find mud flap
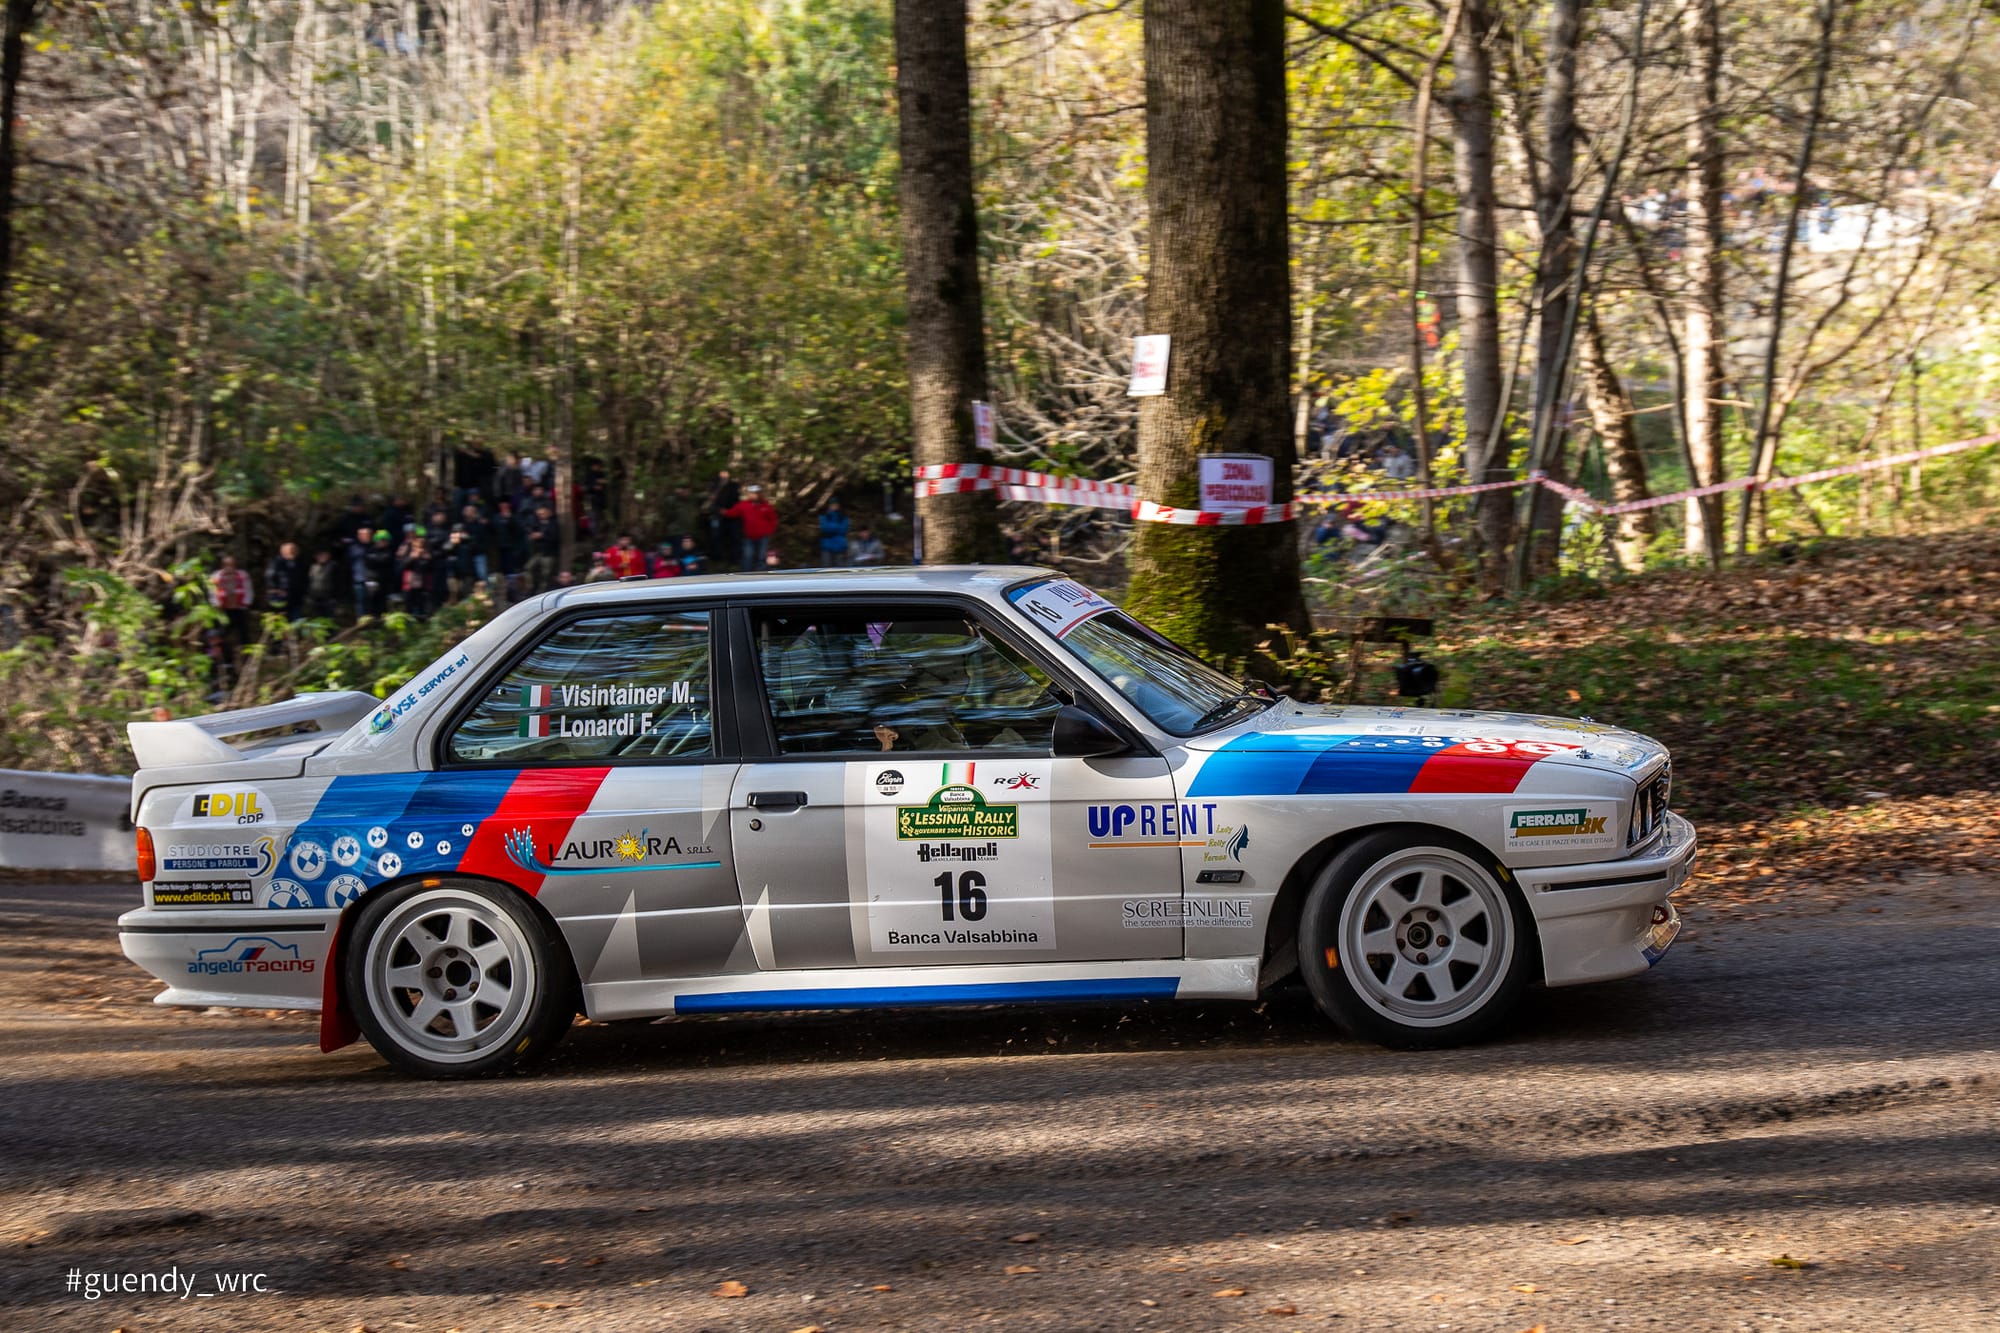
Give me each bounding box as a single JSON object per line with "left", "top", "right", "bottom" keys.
{"left": 318, "top": 912, "right": 360, "bottom": 1053}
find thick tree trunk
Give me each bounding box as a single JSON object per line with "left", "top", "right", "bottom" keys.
{"left": 1447, "top": 0, "right": 1508, "bottom": 593}
{"left": 1125, "top": 0, "right": 1302, "bottom": 655}
{"left": 1579, "top": 305, "right": 1655, "bottom": 571}
{"left": 895, "top": 0, "right": 1003, "bottom": 565}
{"left": 1681, "top": 0, "right": 1726, "bottom": 565}
{"left": 0, "top": 0, "right": 38, "bottom": 389}
{"left": 1523, "top": 0, "right": 1580, "bottom": 581}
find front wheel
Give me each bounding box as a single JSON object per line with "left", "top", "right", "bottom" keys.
{"left": 345, "top": 879, "right": 576, "bottom": 1077}
{"left": 1297, "top": 830, "right": 1532, "bottom": 1048}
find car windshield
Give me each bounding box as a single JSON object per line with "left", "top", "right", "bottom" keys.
{"left": 1005, "top": 577, "right": 1269, "bottom": 735}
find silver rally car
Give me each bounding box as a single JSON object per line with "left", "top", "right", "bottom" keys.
{"left": 121, "top": 568, "right": 1694, "bottom": 1076}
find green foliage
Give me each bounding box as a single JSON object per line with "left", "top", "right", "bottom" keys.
{"left": 0, "top": 563, "right": 492, "bottom": 775}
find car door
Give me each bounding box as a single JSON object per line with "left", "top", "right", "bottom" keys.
{"left": 436, "top": 604, "right": 752, "bottom": 995}
{"left": 726, "top": 597, "right": 1184, "bottom": 970}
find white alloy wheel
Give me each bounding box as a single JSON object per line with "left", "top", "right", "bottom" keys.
{"left": 1336, "top": 846, "right": 1515, "bottom": 1028}
{"left": 350, "top": 882, "right": 572, "bottom": 1075}
{"left": 1297, "top": 830, "right": 1534, "bottom": 1048}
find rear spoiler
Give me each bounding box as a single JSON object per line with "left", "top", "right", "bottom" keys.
{"left": 127, "top": 691, "right": 381, "bottom": 771}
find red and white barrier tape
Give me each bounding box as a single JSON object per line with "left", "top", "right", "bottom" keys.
{"left": 1762, "top": 431, "right": 1999, "bottom": 489}
{"left": 1527, "top": 470, "right": 1757, "bottom": 516}
{"left": 997, "top": 483, "right": 1130, "bottom": 509}
{"left": 1131, "top": 500, "right": 1298, "bottom": 526}
{"left": 914, "top": 430, "right": 1994, "bottom": 525}
{"left": 914, "top": 462, "right": 1136, "bottom": 499}
{"left": 1297, "top": 477, "right": 1532, "bottom": 505}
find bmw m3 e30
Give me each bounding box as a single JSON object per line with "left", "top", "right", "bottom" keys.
{"left": 120, "top": 568, "right": 1695, "bottom": 1077}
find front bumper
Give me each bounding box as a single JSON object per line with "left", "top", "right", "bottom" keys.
{"left": 1512, "top": 812, "right": 1696, "bottom": 987}
{"left": 119, "top": 906, "right": 333, "bottom": 1010}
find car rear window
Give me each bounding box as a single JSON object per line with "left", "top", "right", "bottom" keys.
{"left": 447, "top": 611, "right": 713, "bottom": 764}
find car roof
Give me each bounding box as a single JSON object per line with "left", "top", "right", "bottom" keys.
{"left": 543, "top": 564, "right": 1059, "bottom": 610}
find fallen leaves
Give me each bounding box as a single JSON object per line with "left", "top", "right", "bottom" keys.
{"left": 1008, "top": 1232, "right": 1041, "bottom": 1243}
{"left": 1003, "top": 1264, "right": 1039, "bottom": 1276}
{"left": 1263, "top": 1302, "right": 1298, "bottom": 1315}
{"left": 1769, "top": 1254, "right": 1814, "bottom": 1270}
{"left": 1511, "top": 1282, "right": 1541, "bottom": 1293}
{"left": 1427, "top": 527, "right": 2000, "bottom": 859}
{"left": 713, "top": 1279, "right": 749, "bottom": 1298}
{"left": 1212, "top": 1287, "right": 1248, "bottom": 1298}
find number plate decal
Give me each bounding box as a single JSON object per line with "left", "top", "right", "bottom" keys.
{"left": 857, "top": 760, "right": 1057, "bottom": 953}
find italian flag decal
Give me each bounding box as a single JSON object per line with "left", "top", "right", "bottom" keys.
{"left": 519, "top": 683, "right": 554, "bottom": 737}
{"left": 941, "top": 761, "right": 976, "bottom": 785}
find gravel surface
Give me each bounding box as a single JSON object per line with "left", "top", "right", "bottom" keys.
{"left": 0, "top": 874, "right": 1993, "bottom": 1331}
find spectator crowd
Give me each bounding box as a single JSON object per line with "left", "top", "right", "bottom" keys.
{"left": 209, "top": 448, "right": 891, "bottom": 673}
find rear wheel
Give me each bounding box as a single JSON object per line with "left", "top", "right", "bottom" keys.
{"left": 1297, "top": 830, "right": 1531, "bottom": 1048}
{"left": 346, "top": 879, "right": 575, "bottom": 1077}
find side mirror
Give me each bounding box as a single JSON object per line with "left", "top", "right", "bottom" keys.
{"left": 1051, "top": 702, "right": 1129, "bottom": 758}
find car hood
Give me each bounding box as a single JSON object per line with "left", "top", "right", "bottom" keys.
{"left": 1185, "top": 703, "right": 1667, "bottom": 777}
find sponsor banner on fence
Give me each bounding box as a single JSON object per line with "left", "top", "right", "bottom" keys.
{"left": 0, "top": 770, "right": 136, "bottom": 872}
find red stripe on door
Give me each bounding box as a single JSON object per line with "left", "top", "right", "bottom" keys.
{"left": 454, "top": 767, "right": 612, "bottom": 894}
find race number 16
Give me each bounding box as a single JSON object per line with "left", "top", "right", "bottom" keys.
{"left": 935, "top": 870, "right": 988, "bottom": 922}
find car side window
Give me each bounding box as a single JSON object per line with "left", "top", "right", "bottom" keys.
{"left": 447, "top": 610, "right": 713, "bottom": 764}
{"left": 751, "top": 606, "right": 1061, "bottom": 755}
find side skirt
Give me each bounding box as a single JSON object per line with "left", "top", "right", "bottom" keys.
{"left": 583, "top": 956, "right": 1261, "bottom": 1021}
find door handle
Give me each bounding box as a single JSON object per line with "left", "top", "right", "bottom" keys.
{"left": 746, "top": 790, "right": 809, "bottom": 811}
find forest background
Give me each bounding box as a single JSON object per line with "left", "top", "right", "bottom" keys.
{"left": 1, "top": 0, "right": 1996, "bottom": 778}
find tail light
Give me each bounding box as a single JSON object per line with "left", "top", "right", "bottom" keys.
{"left": 136, "top": 827, "right": 156, "bottom": 883}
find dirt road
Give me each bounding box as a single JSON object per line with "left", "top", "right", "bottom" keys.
{"left": 0, "top": 874, "right": 1993, "bottom": 1331}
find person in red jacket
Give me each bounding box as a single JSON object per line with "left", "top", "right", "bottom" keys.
{"left": 722, "top": 484, "right": 779, "bottom": 571}
{"left": 603, "top": 533, "right": 649, "bottom": 578}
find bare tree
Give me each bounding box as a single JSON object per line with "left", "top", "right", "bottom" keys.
{"left": 1734, "top": 0, "right": 1839, "bottom": 554}
{"left": 0, "top": 0, "right": 38, "bottom": 386}
{"left": 1680, "top": 0, "right": 1726, "bottom": 566}
{"left": 1445, "top": 0, "right": 1507, "bottom": 590}
{"left": 1521, "top": 0, "right": 1581, "bottom": 582}
{"left": 1578, "top": 302, "right": 1654, "bottom": 569}
{"left": 896, "top": 0, "right": 1005, "bottom": 564}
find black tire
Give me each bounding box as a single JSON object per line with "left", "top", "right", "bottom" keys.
{"left": 1296, "top": 829, "right": 1533, "bottom": 1049}
{"left": 344, "top": 877, "right": 576, "bottom": 1077}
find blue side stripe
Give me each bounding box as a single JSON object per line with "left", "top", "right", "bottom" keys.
{"left": 1188, "top": 731, "right": 1476, "bottom": 797}
{"left": 1298, "top": 745, "right": 1434, "bottom": 794}
{"left": 304, "top": 771, "right": 430, "bottom": 822}
{"left": 283, "top": 771, "right": 524, "bottom": 908}
{"left": 403, "top": 768, "right": 521, "bottom": 822}
{"left": 673, "top": 976, "right": 1180, "bottom": 1014}
{"left": 1186, "top": 733, "right": 1362, "bottom": 797}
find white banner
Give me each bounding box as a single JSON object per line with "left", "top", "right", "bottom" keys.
{"left": 1128, "top": 335, "right": 1171, "bottom": 397}
{"left": 1198, "top": 454, "right": 1275, "bottom": 510}
{"left": 0, "top": 770, "right": 136, "bottom": 872}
